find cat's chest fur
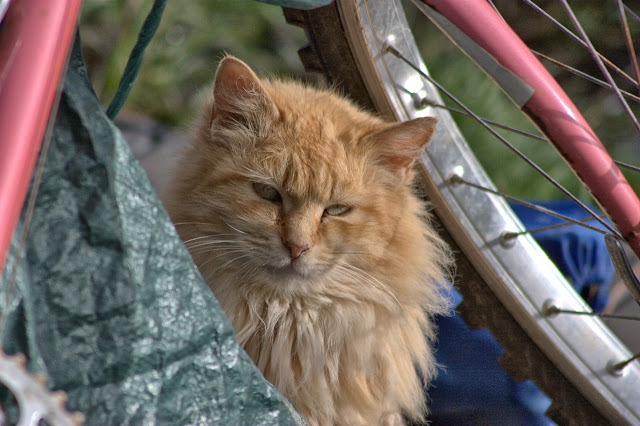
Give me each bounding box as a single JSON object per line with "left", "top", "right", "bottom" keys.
{"left": 220, "top": 282, "right": 408, "bottom": 425}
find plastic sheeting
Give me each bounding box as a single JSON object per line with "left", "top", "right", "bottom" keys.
{"left": 0, "top": 38, "right": 304, "bottom": 425}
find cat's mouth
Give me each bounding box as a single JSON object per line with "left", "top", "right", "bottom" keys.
{"left": 264, "top": 262, "right": 311, "bottom": 281}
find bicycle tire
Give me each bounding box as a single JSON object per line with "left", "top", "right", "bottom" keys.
{"left": 283, "top": 1, "right": 638, "bottom": 424}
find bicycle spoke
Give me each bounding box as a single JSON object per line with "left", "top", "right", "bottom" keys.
{"left": 502, "top": 215, "right": 608, "bottom": 239}
{"left": 408, "top": 54, "right": 640, "bottom": 177}
{"left": 546, "top": 305, "right": 640, "bottom": 322}
{"left": 521, "top": 0, "right": 639, "bottom": 89}
{"left": 615, "top": 0, "right": 640, "bottom": 96}
{"left": 623, "top": 3, "right": 640, "bottom": 25}
{"left": 559, "top": 0, "right": 640, "bottom": 137}
{"left": 533, "top": 50, "right": 640, "bottom": 104}
{"left": 448, "top": 174, "right": 610, "bottom": 236}
{"left": 403, "top": 91, "right": 547, "bottom": 141}
{"left": 384, "top": 43, "right": 620, "bottom": 237}
{"left": 610, "top": 352, "right": 640, "bottom": 373}
{"left": 615, "top": 160, "right": 640, "bottom": 174}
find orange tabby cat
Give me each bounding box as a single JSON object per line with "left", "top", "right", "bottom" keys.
{"left": 165, "top": 56, "right": 452, "bottom": 425}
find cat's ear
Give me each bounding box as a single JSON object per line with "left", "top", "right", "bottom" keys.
{"left": 210, "top": 56, "right": 278, "bottom": 128}
{"left": 367, "top": 117, "right": 437, "bottom": 187}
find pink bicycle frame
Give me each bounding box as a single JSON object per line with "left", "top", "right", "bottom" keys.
{"left": 423, "top": 0, "right": 640, "bottom": 259}
{"left": 0, "top": 0, "right": 82, "bottom": 269}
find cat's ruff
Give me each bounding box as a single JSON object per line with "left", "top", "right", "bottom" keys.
{"left": 165, "top": 56, "right": 453, "bottom": 425}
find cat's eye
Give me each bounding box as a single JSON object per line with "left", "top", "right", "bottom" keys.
{"left": 253, "top": 182, "right": 282, "bottom": 203}
{"left": 324, "top": 204, "right": 351, "bottom": 216}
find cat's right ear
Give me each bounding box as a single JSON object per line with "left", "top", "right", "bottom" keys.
{"left": 210, "top": 56, "right": 279, "bottom": 129}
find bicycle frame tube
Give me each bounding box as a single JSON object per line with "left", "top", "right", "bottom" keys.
{"left": 422, "top": 0, "right": 640, "bottom": 259}
{"left": 0, "top": 0, "right": 82, "bottom": 269}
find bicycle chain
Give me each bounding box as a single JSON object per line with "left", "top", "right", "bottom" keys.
{"left": 0, "top": 348, "right": 84, "bottom": 425}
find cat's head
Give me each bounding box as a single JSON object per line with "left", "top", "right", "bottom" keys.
{"left": 170, "top": 56, "right": 439, "bottom": 295}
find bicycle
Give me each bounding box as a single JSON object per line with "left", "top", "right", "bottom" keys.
{"left": 284, "top": 0, "right": 640, "bottom": 423}
{"left": 2, "top": 0, "right": 640, "bottom": 424}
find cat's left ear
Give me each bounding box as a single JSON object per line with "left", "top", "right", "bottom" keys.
{"left": 367, "top": 117, "right": 437, "bottom": 187}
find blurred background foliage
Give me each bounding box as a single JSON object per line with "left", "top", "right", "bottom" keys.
{"left": 80, "top": 0, "right": 312, "bottom": 125}
{"left": 80, "top": 0, "right": 639, "bottom": 200}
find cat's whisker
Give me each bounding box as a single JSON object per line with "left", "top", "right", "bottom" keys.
{"left": 210, "top": 254, "right": 253, "bottom": 276}
{"left": 224, "top": 221, "right": 249, "bottom": 235}
{"left": 190, "top": 242, "right": 246, "bottom": 253}
{"left": 235, "top": 261, "right": 263, "bottom": 280}
{"left": 336, "top": 263, "right": 404, "bottom": 312}
{"left": 199, "top": 249, "right": 249, "bottom": 270}
{"left": 238, "top": 255, "right": 267, "bottom": 274}
{"left": 187, "top": 243, "right": 244, "bottom": 252}
{"left": 182, "top": 233, "right": 242, "bottom": 245}
{"left": 185, "top": 239, "right": 242, "bottom": 250}
{"left": 182, "top": 235, "right": 212, "bottom": 245}
{"left": 184, "top": 237, "right": 233, "bottom": 247}
{"left": 173, "top": 221, "right": 219, "bottom": 227}
{"left": 187, "top": 247, "right": 244, "bottom": 256}
{"left": 188, "top": 246, "right": 246, "bottom": 257}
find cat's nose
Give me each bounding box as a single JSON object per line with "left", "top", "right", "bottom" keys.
{"left": 284, "top": 240, "right": 310, "bottom": 261}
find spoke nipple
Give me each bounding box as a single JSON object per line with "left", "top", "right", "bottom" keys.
{"left": 448, "top": 173, "right": 464, "bottom": 186}
{"left": 499, "top": 231, "right": 518, "bottom": 247}
{"left": 448, "top": 166, "right": 465, "bottom": 186}
{"left": 607, "top": 359, "right": 628, "bottom": 377}
{"left": 412, "top": 92, "right": 434, "bottom": 110}
{"left": 542, "top": 299, "right": 560, "bottom": 317}
{"left": 382, "top": 36, "right": 402, "bottom": 57}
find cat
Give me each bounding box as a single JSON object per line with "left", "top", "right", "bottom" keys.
{"left": 164, "top": 56, "right": 453, "bottom": 425}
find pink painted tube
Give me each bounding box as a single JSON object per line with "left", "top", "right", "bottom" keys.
{"left": 0, "top": 0, "right": 82, "bottom": 269}
{"left": 423, "top": 0, "right": 640, "bottom": 259}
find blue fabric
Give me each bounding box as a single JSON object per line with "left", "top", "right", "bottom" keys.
{"left": 510, "top": 200, "right": 613, "bottom": 311}
{"left": 430, "top": 200, "right": 614, "bottom": 424}
{"left": 429, "top": 289, "right": 553, "bottom": 425}
{"left": 254, "top": 0, "right": 333, "bottom": 10}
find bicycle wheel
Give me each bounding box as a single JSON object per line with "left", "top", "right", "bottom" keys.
{"left": 284, "top": 1, "right": 640, "bottom": 423}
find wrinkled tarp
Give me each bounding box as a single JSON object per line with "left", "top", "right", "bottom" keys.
{"left": 0, "top": 38, "right": 303, "bottom": 425}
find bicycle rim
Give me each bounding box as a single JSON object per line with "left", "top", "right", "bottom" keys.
{"left": 284, "top": 0, "right": 640, "bottom": 423}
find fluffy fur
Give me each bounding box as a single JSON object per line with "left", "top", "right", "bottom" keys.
{"left": 165, "top": 56, "right": 453, "bottom": 425}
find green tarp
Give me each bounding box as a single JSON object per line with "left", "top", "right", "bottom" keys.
{"left": 0, "top": 38, "right": 303, "bottom": 425}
